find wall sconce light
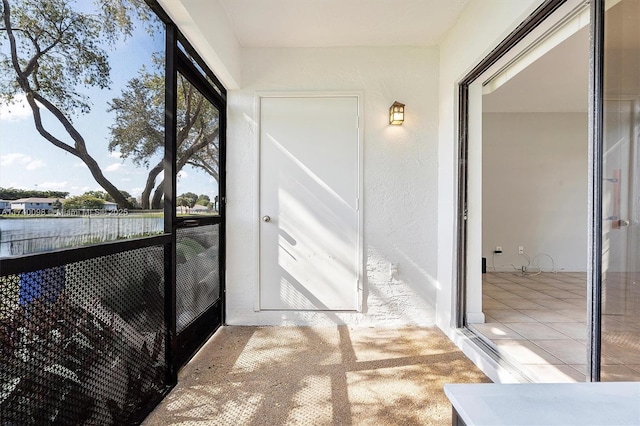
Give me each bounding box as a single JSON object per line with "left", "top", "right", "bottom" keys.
{"left": 389, "top": 101, "right": 405, "bottom": 125}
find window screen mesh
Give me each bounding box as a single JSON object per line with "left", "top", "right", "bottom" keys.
{"left": 176, "top": 225, "right": 220, "bottom": 333}
{"left": 0, "top": 245, "right": 166, "bottom": 424}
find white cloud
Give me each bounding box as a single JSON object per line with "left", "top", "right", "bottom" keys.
{"left": 73, "top": 161, "right": 86, "bottom": 168}
{"left": 1, "top": 152, "right": 32, "bottom": 166}
{"left": 1, "top": 153, "right": 45, "bottom": 170}
{"left": 121, "top": 178, "right": 132, "bottom": 182}
{"left": 0, "top": 94, "right": 33, "bottom": 121}
{"left": 68, "top": 185, "right": 94, "bottom": 196}
{"left": 109, "top": 151, "right": 123, "bottom": 159}
{"left": 130, "top": 187, "right": 144, "bottom": 197}
{"left": 26, "top": 160, "right": 45, "bottom": 170}
{"left": 105, "top": 163, "right": 122, "bottom": 172}
{"left": 177, "top": 170, "right": 188, "bottom": 180}
{"left": 39, "top": 181, "right": 69, "bottom": 190}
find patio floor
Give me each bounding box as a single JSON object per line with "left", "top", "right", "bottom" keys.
{"left": 142, "top": 326, "right": 490, "bottom": 425}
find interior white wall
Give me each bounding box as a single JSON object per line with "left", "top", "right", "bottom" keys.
{"left": 483, "top": 112, "right": 588, "bottom": 273}
{"left": 226, "top": 46, "right": 440, "bottom": 325}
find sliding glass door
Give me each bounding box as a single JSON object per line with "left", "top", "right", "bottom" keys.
{"left": 457, "top": 0, "right": 640, "bottom": 382}
{"left": 600, "top": 0, "right": 640, "bottom": 380}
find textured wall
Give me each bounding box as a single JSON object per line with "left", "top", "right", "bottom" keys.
{"left": 226, "top": 46, "right": 440, "bottom": 325}
{"left": 157, "top": 0, "right": 242, "bottom": 89}
{"left": 436, "top": 0, "right": 543, "bottom": 330}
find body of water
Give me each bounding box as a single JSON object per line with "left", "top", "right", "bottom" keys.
{"left": 0, "top": 216, "right": 164, "bottom": 257}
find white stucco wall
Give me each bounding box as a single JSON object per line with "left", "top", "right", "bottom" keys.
{"left": 226, "top": 46, "right": 440, "bottom": 325}
{"left": 436, "top": 1, "right": 545, "bottom": 382}
{"left": 157, "top": 0, "right": 242, "bottom": 89}
{"left": 436, "top": 0, "right": 543, "bottom": 329}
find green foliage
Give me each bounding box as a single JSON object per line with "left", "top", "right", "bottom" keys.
{"left": 108, "top": 60, "right": 165, "bottom": 168}
{"left": 0, "top": 187, "right": 68, "bottom": 200}
{"left": 62, "top": 195, "right": 104, "bottom": 210}
{"left": 0, "top": 284, "right": 165, "bottom": 423}
{"left": 0, "top": 0, "right": 152, "bottom": 114}
{"left": 109, "top": 70, "right": 220, "bottom": 209}
{"left": 176, "top": 237, "right": 206, "bottom": 263}
{"left": 178, "top": 192, "right": 198, "bottom": 208}
{"left": 83, "top": 190, "right": 108, "bottom": 200}
{"left": 2, "top": 0, "right": 108, "bottom": 113}
{"left": 196, "top": 194, "right": 210, "bottom": 206}
{"left": 127, "top": 196, "right": 139, "bottom": 208}
{"left": 83, "top": 189, "right": 133, "bottom": 205}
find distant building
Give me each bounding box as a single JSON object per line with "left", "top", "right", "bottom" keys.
{"left": 190, "top": 204, "right": 210, "bottom": 212}
{"left": 0, "top": 200, "right": 11, "bottom": 213}
{"left": 11, "top": 198, "right": 57, "bottom": 214}
{"left": 103, "top": 202, "right": 118, "bottom": 212}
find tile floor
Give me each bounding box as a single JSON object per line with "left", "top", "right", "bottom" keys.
{"left": 469, "top": 272, "right": 640, "bottom": 383}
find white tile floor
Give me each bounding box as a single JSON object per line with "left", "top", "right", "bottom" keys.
{"left": 470, "top": 272, "right": 640, "bottom": 383}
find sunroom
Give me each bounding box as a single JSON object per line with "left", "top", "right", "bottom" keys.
{"left": 0, "top": 0, "right": 639, "bottom": 423}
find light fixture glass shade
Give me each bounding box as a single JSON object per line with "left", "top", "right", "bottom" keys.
{"left": 389, "top": 101, "right": 405, "bottom": 125}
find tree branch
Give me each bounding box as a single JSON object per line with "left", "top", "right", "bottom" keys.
{"left": 2, "top": 0, "right": 25, "bottom": 83}
{"left": 141, "top": 160, "right": 163, "bottom": 209}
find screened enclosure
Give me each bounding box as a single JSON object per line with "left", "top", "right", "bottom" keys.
{"left": 0, "top": 0, "right": 226, "bottom": 422}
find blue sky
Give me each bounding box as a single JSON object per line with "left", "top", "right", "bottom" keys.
{"left": 0, "top": 6, "right": 218, "bottom": 202}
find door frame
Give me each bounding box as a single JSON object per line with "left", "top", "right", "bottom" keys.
{"left": 454, "top": 0, "right": 605, "bottom": 381}
{"left": 255, "top": 91, "right": 365, "bottom": 312}
{"left": 167, "top": 29, "right": 227, "bottom": 370}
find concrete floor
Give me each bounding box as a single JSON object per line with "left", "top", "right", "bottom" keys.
{"left": 143, "top": 326, "right": 490, "bottom": 425}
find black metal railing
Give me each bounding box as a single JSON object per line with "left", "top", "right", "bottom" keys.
{"left": 0, "top": 237, "right": 171, "bottom": 424}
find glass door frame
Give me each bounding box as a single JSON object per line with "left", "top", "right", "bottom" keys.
{"left": 589, "top": 0, "right": 604, "bottom": 382}
{"left": 455, "top": 0, "right": 605, "bottom": 381}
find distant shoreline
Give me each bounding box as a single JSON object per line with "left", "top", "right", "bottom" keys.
{"left": 0, "top": 212, "right": 164, "bottom": 219}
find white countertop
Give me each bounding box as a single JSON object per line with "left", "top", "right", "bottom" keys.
{"left": 444, "top": 382, "right": 640, "bottom": 425}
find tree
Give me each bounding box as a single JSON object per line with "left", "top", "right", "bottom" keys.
{"left": 83, "top": 190, "right": 108, "bottom": 200}
{"left": 82, "top": 189, "right": 133, "bottom": 204}
{"left": 107, "top": 190, "right": 133, "bottom": 202}
{"left": 125, "top": 196, "right": 139, "bottom": 209}
{"left": 178, "top": 192, "right": 197, "bottom": 208}
{"left": 0, "top": 0, "right": 152, "bottom": 208}
{"left": 0, "top": 187, "right": 68, "bottom": 199}
{"left": 62, "top": 195, "right": 104, "bottom": 210}
{"left": 196, "top": 194, "right": 210, "bottom": 206}
{"left": 109, "top": 70, "right": 220, "bottom": 209}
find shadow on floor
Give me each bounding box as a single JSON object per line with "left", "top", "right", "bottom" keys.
{"left": 143, "top": 326, "right": 490, "bottom": 425}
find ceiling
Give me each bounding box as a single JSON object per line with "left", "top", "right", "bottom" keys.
{"left": 171, "top": 0, "right": 596, "bottom": 111}
{"left": 483, "top": 26, "right": 590, "bottom": 113}
{"left": 214, "top": 0, "right": 471, "bottom": 47}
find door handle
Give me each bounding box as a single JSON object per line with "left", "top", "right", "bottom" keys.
{"left": 606, "top": 216, "right": 630, "bottom": 227}
{"left": 262, "top": 215, "right": 271, "bottom": 223}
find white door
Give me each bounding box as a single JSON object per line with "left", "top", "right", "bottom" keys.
{"left": 259, "top": 96, "right": 361, "bottom": 311}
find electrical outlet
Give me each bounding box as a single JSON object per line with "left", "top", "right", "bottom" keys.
{"left": 518, "top": 246, "right": 524, "bottom": 254}
{"left": 495, "top": 246, "right": 502, "bottom": 255}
